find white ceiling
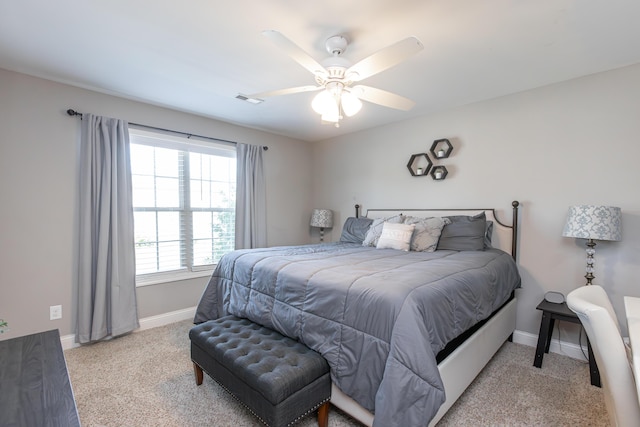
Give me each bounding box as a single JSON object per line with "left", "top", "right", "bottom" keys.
{"left": 2, "top": 1, "right": 640, "bottom": 142}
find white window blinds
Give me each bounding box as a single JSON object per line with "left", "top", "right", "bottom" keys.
{"left": 129, "top": 128, "right": 236, "bottom": 281}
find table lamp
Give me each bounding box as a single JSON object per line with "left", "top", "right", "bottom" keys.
{"left": 562, "top": 205, "right": 622, "bottom": 286}
{"left": 310, "top": 209, "right": 333, "bottom": 242}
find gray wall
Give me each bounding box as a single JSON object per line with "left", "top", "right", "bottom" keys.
{"left": 3, "top": 62, "right": 640, "bottom": 348}
{"left": 311, "top": 62, "right": 640, "bottom": 343}
{"left": 0, "top": 68, "right": 313, "bottom": 339}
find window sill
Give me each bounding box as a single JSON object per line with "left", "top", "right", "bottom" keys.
{"left": 135, "top": 269, "right": 214, "bottom": 287}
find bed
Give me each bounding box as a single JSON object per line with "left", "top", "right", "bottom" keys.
{"left": 194, "top": 201, "right": 521, "bottom": 426}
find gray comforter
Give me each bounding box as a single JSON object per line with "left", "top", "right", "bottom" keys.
{"left": 194, "top": 242, "right": 521, "bottom": 426}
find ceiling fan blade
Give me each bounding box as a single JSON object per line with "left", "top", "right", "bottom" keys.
{"left": 248, "top": 85, "right": 322, "bottom": 99}
{"left": 350, "top": 85, "right": 416, "bottom": 111}
{"left": 262, "top": 30, "right": 327, "bottom": 77}
{"left": 346, "top": 37, "right": 424, "bottom": 82}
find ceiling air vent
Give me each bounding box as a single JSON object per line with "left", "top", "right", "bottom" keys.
{"left": 236, "top": 94, "right": 263, "bottom": 104}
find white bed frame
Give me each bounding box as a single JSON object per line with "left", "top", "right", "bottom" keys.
{"left": 330, "top": 202, "right": 521, "bottom": 426}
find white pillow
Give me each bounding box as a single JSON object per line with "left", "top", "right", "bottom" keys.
{"left": 376, "top": 222, "right": 416, "bottom": 251}
{"left": 362, "top": 215, "right": 404, "bottom": 247}
{"left": 403, "top": 216, "right": 450, "bottom": 252}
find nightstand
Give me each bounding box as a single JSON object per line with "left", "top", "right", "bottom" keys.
{"left": 533, "top": 299, "right": 601, "bottom": 387}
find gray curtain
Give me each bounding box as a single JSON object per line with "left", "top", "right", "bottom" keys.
{"left": 235, "top": 143, "right": 267, "bottom": 249}
{"left": 77, "top": 114, "right": 139, "bottom": 344}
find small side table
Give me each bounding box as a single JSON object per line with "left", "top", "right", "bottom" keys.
{"left": 533, "top": 299, "right": 601, "bottom": 387}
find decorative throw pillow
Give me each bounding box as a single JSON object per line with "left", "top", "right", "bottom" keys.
{"left": 403, "top": 216, "right": 450, "bottom": 252}
{"left": 484, "top": 220, "right": 494, "bottom": 248}
{"left": 339, "top": 217, "right": 374, "bottom": 244}
{"left": 437, "top": 212, "right": 487, "bottom": 251}
{"left": 376, "top": 222, "right": 416, "bottom": 251}
{"left": 362, "top": 215, "right": 404, "bottom": 247}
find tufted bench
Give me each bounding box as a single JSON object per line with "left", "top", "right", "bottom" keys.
{"left": 189, "top": 316, "right": 331, "bottom": 427}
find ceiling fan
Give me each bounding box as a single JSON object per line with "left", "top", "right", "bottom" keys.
{"left": 245, "top": 30, "right": 424, "bottom": 127}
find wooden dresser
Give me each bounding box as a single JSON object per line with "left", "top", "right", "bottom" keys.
{"left": 0, "top": 329, "right": 81, "bottom": 426}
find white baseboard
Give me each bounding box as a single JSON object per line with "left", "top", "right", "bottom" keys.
{"left": 511, "top": 329, "right": 589, "bottom": 362}
{"left": 60, "top": 306, "right": 196, "bottom": 350}
{"left": 137, "top": 306, "right": 196, "bottom": 330}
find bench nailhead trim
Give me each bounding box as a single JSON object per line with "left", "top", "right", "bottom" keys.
{"left": 206, "top": 373, "right": 330, "bottom": 427}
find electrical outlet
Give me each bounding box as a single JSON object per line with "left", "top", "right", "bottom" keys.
{"left": 50, "top": 305, "right": 62, "bottom": 320}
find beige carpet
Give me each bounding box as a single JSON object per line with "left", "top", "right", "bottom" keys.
{"left": 64, "top": 320, "right": 609, "bottom": 426}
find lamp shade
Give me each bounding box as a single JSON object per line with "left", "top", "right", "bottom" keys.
{"left": 562, "top": 205, "right": 622, "bottom": 241}
{"left": 310, "top": 209, "right": 333, "bottom": 228}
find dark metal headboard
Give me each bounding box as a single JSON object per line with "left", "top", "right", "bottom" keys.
{"left": 355, "top": 201, "right": 520, "bottom": 260}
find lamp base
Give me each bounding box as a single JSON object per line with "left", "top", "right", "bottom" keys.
{"left": 584, "top": 239, "right": 596, "bottom": 286}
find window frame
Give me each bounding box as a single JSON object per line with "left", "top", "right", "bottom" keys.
{"left": 129, "top": 127, "right": 236, "bottom": 286}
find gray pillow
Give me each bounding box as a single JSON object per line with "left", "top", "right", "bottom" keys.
{"left": 403, "top": 216, "right": 450, "bottom": 252}
{"left": 362, "top": 215, "right": 404, "bottom": 247}
{"left": 437, "top": 212, "right": 487, "bottom": 251}
{"left": 339, "top": 217, "right": 374, "bottom": 244}
{"left": 484, "top": 220, "right": 493, "bottom": 248}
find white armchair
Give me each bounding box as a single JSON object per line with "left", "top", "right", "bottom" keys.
{"left": 566, "top": 285, "right": 640, "bottom": 426}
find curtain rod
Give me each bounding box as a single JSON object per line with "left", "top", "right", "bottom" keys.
{"left": 66, "top": 109, "right": 268, "bottom": 151}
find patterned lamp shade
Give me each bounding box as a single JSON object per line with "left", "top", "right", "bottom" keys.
{"left": 310, "top": 209, "right": 333, "bottom": 229}
{"left": 562, "top": 205, "right": 622, "bottom": 241}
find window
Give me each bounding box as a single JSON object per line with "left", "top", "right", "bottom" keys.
{"left": 129, "top": 128, "right": 236, "bottom": 284}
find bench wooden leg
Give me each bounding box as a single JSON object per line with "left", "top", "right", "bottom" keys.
{"left": 317, "top": 402, "right": 330, "bottom": 427}
{"left": 193, "top": 362, "right": 204, "bottom": 385}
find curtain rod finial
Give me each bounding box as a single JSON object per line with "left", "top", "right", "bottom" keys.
{"left": 67, "top": 109, "right": 81, "bottom": 117}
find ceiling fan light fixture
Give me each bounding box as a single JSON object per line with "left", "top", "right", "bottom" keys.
{"left": 313, "top": 81, "right": 357, "bottom": 125}
{"left": 321, "top": 109, "right": 340, "bottom": 123}
{"left": 320, "top": 95, "right": 340, "bottom": 121}
{"left": 341, "top": 91, "right": 362, "bottom": 117}
{"left": 311, "top": 90, "right": 335, "bottom": 115}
